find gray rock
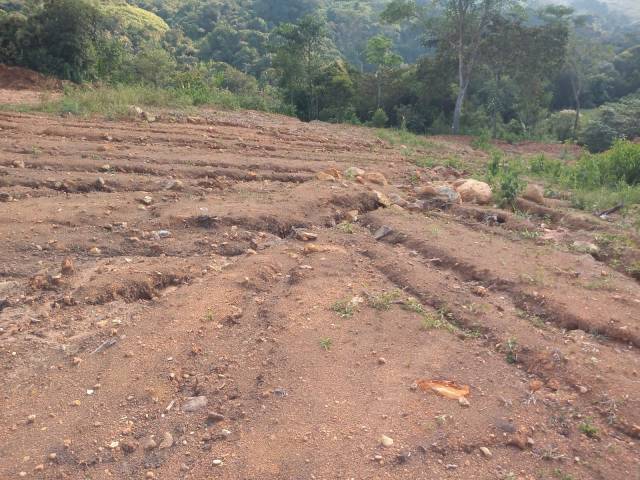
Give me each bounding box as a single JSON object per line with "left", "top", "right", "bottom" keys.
{"left": 374, "top": 225, "right": 393, "bottom": 241}
{"left": 182, "top": 396, "right": 208, "bottom": 412}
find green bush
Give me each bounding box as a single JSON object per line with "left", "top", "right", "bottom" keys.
{"left": 547, "top": 109, "right": 577, "bottom": 142}
{"left": 371, "top": 107, "right": 389, "bottom": 128}
{"left": 580, "top": 95, "right": 640, "bottom": 153}
{"left": 486, "top": 152, "right": 524, "bottom": 207}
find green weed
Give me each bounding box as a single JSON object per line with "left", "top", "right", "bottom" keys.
{"left": 319, "top": 337, "right": 333, "bottom": 351}
{"left": 578, "top": 419, "right": 599, "bottom": 438}
{"left": 367, "top": 290, "right": 402, "bottom": 310}
{"left": 331, "top": 298, "right": 357, "bottom": 318}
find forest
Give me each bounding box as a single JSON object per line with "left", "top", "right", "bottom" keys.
{"left": 1, "top": 0, "right": 639, "bottom": 151}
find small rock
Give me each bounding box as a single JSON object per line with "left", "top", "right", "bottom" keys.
{"left": 294, "top": 230, "right": 318, "bottom": 241}
{"left": 373, "top": 225, "right": 393, "bottom": 241}
{"left": 396, "top": 449, "right": 411, "bottom": 464}
{"left": 479, "top": 446, "right": 492, "bottom": 458}
{"left": 529, "top": 379, "right": 543, "bottom": 392}
{"left": 364, "top": 172, "right": 388, "bottom": 186}
{"left": 120, "top": 439, "right": 138, "bottom": 454}
{"left": 12, "top": 159, "right": 25, "bottom": 168}
{"left": 207, "top": 412, "right": 225, "bottom": 424}
{"left": 142, "top": 111, "right": 156, "bottom": 122}
{"left": 316, "top": 171, "right": 337, "bottom": 182}
{"left": 458, "top": 397, "right": 470, "bottom": 407}
{"left": 140, "top": 195, "right": 153, "bottom": 206}
{"left": 99, "top": 164, "right": 111, "bottom": 172}
{"left": 159, "top": 431, "right": 173, "bottom": 449}
{"left": 95, "top": 177, "right": 106, "bottom": 189}
{"left": 389, "top": 192, "right": 408, "bottom": 207}
{"left": 34, "top": 464, "right": 44, "bottom": 471}
{"left": 471, "top": 285, "right": 488, "bottom": 297}
{"left": 507, "top": 433, "right": 528, "bottom": 450}
{"left": 571, "top": 241, "right": 599, "bottom": 256}
{"left": 164, "top": 179, "right": 184, "bottom": 191}
{"left": 183, "top": 395, "right": 208, "bottom": 412}
{"left": 522, "top": 183, "right": 545, "bottom": 204}
{"left": 380, "top": 435, "right": 394, "bottom": 448}
{"left": 416, "top": 184, "right": 439, "bottom": 198}
{"left": 26, "top": 414, "right": 36, "bottom": 424}
{"left": 377, "top": 357, "right": 387, "bottom": 365}
{"left": 88, "top": 246, "right": 101, "bottom": 256}
{"left": 212, "top": 459, "right": 223, "bottom": 466}
{"left": 0, "top": 192, "right": 12, "bottom": 202}
{"left": 61, "top": 257, "right": 75, "bottom": 276}
{"left": 141, "top": 436, "right": 157, "bottom": 450}
{"left": 577, "top": 385, "right": 588, "bottom": 394}
{"left": 373, "top": 191, "right": 392, "bottom": 208}
{"left": 344, "top": 166, "right": 365, "bottom": 178}
{"left": 345, "top": 210, "right": 359, "bottom": 222}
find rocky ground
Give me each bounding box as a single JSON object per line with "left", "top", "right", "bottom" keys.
{"left": 0, "top": 105, "right": 638, "bottom": 480}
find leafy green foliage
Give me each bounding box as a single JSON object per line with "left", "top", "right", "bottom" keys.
{"left": 487, "top": 153, "right": 524, "bottom": 207}
{"left": 371, "top": 108, "right": 388, "bottom": 127}
{"left": 581, "top": 95, "right": 640, "bottom": 152}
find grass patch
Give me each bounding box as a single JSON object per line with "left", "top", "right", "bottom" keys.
{"left": 331, "top": 298, "right": 358, "bottom": 318}
{"left": 5, "top": 83, "right": 292, "bottom": 119}
{"left": 366, "top": 290, "right": 402, "bottom": 310}
{"left": 376, "top": 128, "right": 436, "bottom": 149}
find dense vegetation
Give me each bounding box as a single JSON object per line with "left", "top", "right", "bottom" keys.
{"left": 0, "top": 0, "right": 639, "bottom": 149}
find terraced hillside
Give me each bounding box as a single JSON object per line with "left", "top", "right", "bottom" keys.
{"left": 0, "top": 108, "right": 638, "bottom": 479}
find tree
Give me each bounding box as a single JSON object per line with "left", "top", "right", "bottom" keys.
{"left": 364, "top": 35, "right": 402, "bottom": 108}
{"left": 543, "top": 6, "right": 611, "bottom": 139}
{"left": 481, "top": 13, "right": 568, "bottom": 137}
{"left": 270, "top": 14, "right": 333, "bottom": 120}
{"left": 20, "top": 0, "right": 104, "bottom": 82}
{"left": 382, "top": 0, "right": 513, "bottom": 134}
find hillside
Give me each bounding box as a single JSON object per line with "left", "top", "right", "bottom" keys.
{"left": 0, "top": 83, "right": 640, "bottom": 477}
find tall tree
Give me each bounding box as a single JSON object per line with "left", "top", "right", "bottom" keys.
{"left": 270, "top": 14, "right": 332, "bottom": 120}
{"left": 382, "top": 0, "right": 513, "bottom": 134}
{"left": 364, "top": 34, "right": 403, "bottom": 108}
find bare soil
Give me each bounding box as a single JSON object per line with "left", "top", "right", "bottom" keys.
{"left": 0, "top": 99, "right": 638, "bottom": 480}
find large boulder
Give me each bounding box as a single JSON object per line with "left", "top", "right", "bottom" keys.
{"left": 522, "top": 183, "right": 545, "bottom": 205}
{"left": 454, "top": 179, "right": 492, "bottom": 205}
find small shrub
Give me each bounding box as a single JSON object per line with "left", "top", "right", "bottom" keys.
{"left": 505, "top": 338, "right": 518, "bottom": 364}
{"left": 331, "top": 298, "right": 357, "bottom": 318}
{"left": 337, "top": 222, "right": 354, "bottom": 234}
{"left": 319, "top": 337, "right": 333, "bottom": 351}
{"left": 578, "top": 419, "right": 599, "bottom": 438}
{"left": 493, "top": 165, "right": 524, "bottom": 207}
{"left": 367, "top": 290, "right": 401, "bottom": 310}
{"left": 471, "top": 130, "right": 492, "bottom": 151}
{"left": 548, "top": 109, "right": 577, "bottom": 142}
{"left": 371, "top": 108, "right": 389, "bottom": 128}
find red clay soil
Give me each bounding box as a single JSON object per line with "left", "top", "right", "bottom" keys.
{"left": 0, "top": 107, "right": 638, "bottom": 480}
{"left": 0, "top": 65, "right": 63, "bottom": 90}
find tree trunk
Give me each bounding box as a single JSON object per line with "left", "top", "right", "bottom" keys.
{"left": 570, "top": 74, "right": 581, "bottom": 140}
{"left": 572, "top": 90, "right": 581, "bottom": 140}
{"left": 452, "top": 82, "right": 468, "bottom": 135}
{"left": 376, "top": 71, "right": 381, "bottom": 109}
{"left": 491, "top": 72, "right": 500, "bottom": 139}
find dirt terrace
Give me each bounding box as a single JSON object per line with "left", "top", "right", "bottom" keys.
{"left": 0, "top": 109, "right": 638, "bottom": 480}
